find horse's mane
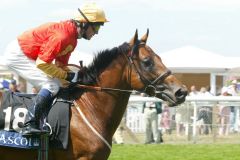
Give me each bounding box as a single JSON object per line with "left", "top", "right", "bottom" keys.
{"left": 80, "top": 42, "right": 130, "bottom": 85}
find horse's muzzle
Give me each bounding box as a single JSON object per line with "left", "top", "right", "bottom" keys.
{"left": 155, "top": 85, "right": 188, "bottom": 106}
{"left": 174, "top": 87, "right": 188, "bottom": 104}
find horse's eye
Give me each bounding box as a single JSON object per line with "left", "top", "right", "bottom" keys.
{"left": 142, "top": 58, "right": 153, "bottom": 68}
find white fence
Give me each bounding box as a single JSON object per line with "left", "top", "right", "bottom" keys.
{"left": 126, "top": 95, "right": 240, "bottom": 141}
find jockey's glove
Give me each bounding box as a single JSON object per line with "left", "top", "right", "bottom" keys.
{"left": 66, "top": 71, "right": 79, "bottom": 83}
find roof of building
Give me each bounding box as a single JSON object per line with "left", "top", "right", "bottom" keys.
{"left": 159, "top": 46, "right": 240, "bottom": 73}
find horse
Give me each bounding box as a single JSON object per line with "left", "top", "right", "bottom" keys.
{"left": 0, "top": 29, "right": 188, "bottom": 160}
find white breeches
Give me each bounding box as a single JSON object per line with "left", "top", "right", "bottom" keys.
{"left": 144, "top": 107, "right": 160, "bottom": 143}
{"left": 4, "top": 40, "right": 61, "bottom": 96}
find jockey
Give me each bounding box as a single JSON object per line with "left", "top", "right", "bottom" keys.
{"left": 4, "top": 2, "right": 108, "bottom": 135}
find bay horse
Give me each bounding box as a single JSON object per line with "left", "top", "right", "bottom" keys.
{"left": 0, "top": 30, "right": 187, "bottom": 160}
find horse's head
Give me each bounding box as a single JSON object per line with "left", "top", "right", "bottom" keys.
{"left": 126, "top": 29, "right": 188, "bottom": 106}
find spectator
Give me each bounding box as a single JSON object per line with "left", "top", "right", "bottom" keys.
{"left": 0, "top": 83, "right": 4, "bottom": 91}
{"left": 8, "top": 79, "right": 20, "bottom": 93}
{"left": 218, "top": 86, "right": 231, "bottom": 136}
{"left": 175, "top": 105, "right": 190, "bottom": 136}
{"left": 189, "top": 85, "right": 199, "bottom": 96}
{"left": 199, "top": 87, "right": 213, "bottom": 96}
{"left": 196, "top": 87, "right": 213, "bottom": 135}
{"left": 227, "top": 80, "right": 239, "bottom": 96}
{"left": 161, "top": 104, "right": 171, "bottom": 134}
{"left": 32, "top": 86, "right": 39, "bottom": 94}
{"left": 227, "top": 79, "right": 240, "bottom": 132}
{"left": 1, "top": 79, "right": 10, "bottom": 90}
{"left": 143, "top": 101, "right": 161, "bottom": 144}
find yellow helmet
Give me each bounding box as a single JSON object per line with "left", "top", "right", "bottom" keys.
{"left": 74, "top": 3, "right": 108, "bottom": 23}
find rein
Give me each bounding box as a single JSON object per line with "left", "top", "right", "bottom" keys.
{"left": 75, "top": 84, "right": 138, "bottom": 93}
{"left": 65, "top": 66, "right": 138, "bottom": 93}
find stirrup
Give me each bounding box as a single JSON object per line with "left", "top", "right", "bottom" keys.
{"left": 22, "top": 124, "right": 50, "bottom": 136}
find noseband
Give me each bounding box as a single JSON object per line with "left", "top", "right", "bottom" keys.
{"left": 126, "top": 42, "right": 172, "bottom": 96}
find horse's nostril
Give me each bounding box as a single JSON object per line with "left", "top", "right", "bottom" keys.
{"left": 175, "top": 88, "right": 188, "bottom": 99}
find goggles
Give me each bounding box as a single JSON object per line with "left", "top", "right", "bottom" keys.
{"left": 91, "top": 24, "right": 101, "bottom": 33}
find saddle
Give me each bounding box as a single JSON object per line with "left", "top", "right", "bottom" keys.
{"left": 0, "top": 89, "right": 74, "bottom": 150}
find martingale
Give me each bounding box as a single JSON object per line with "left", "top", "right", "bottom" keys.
{"left": 0, "top": 91, "right": 40, "bottom": 149}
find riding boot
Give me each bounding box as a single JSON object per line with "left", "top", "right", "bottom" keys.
{"left": 22, "top": 89, "right": 52, "bottom": 136}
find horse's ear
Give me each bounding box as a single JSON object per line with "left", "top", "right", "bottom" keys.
{"left": 140, "top": 28, "right": 149, "bottom": 43}
{"left": 129, "top": 29, "right": 138, "bottom": 46}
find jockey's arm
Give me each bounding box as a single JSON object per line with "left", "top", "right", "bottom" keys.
{"left": 36, "top": 57, "right": 67, "bottom": 79}
{"left": 55, "top": 60, "right": 71, "bottom": 72}
{"left": 55, "top": 55, "right": 71, "bottom": 72}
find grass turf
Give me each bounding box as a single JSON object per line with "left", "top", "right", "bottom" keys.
{"left": 108, "top": 144, "right": 240, "bottom": 160}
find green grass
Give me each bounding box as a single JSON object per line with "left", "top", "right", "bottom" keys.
{"left": 109, "top": 144, "right": 240, "bottom": 160}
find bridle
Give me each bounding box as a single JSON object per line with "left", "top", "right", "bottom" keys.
{"left": 125, "top": 41, "right": 172, "bottom": 96}
{"left": 72, "top": 41, "right": 172, "bottom": 96}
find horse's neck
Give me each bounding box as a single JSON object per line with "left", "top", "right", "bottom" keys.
{"left": 97, "top": 56, "right": 131, "bottom": 129}
{"left": 76, "top": 58, "right": 131, "bottom": 135}
{"left": 77, "top": 91, "right": 130, "bottom": 136}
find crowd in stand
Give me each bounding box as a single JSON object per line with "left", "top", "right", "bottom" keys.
{"left": 114, "top": 79, "right": 240, "bottom": 144}
{"left": 184, "top": 79, "right": 240, "bottom": 136}
{"left": 0, "top": 78, "right": 38, "bottom": 94}
{"left": 0, "top": 78, "right": 21, "bottom": 92}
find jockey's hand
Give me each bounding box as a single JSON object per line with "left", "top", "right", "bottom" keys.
{"left": 66, "top": 71, "right": 79, "bottom": 83}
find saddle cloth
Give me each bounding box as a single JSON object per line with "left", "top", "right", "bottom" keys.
{"left": 0, "top": 90, "right": 71, "bottom": 149}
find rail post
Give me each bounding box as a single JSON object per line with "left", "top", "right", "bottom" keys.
{"left": 38, "top": 133, "right": 49, "bottom": 160}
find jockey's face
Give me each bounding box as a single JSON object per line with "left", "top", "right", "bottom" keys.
{"left": 84, "top": 25, "right": 97, "bottom": 40}
{"left": 79, "top": 23, "right": 102, "bottom": 40}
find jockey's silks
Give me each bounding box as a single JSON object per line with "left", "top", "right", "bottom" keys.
{"left": 36, "top": 58, "right": 68, "bottom": 79}
{"left": 17, "top": 20, "right": 78, "bottom": 79}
